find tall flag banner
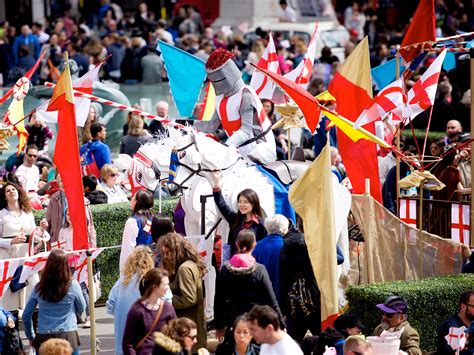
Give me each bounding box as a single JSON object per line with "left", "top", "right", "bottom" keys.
{"left": 399, "top": 0, "right": 436, "bottom": 63}
{"left": 284, "top": 23, "right": 318, "bottom": 89}
{"left": 200, "top": 82, "right": 216, "bottom": 121}
{"left": 394, "top": 50, "right": 447, "bottom": 122}
{"left": 371, "top": 58, "right": 405, "bottom": 90}
{"left": 3, "top": 77, "right": 29, "bottom": 154}
{"left": 251, "top": 33, "right": 280, "bottom": 100}
{"left": 36, "top": 62, "right": 103, "bottom": 127}
{"left": 158, "top": 40, "right": 206, "bottom": 117}
{"left": 328, "top": 37, "right": 381, "bottom": 201}
{"left": 354, "top": 78, "right": 406, "bottom": 128}
{"left": 451, "top": 203, "right": 470, "bottom": 245}
{"left": 47, "top": 54, "right": 89, "bottom": 250}
{"left": 289, "top": 142, "right": 339, "bottom": 330}
{"left": 0, "top": 259, "right": 21, "bottom": 297}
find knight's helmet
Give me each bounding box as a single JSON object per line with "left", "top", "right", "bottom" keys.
{"left": 205, "top": 48, "right": 243, "bottom": 96}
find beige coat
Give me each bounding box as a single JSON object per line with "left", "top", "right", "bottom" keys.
{"left": 374, "top": 320, "right": 422, "bottom": 355}
{"left": 170, "top": 260, "right": 206, "bottom": 349}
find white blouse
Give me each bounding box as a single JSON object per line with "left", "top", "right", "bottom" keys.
{"left": 100, "top": 182, "right": 129, "bottom": 204}
{"left": 0, "top": 208, "right": 36, "bottom": 251}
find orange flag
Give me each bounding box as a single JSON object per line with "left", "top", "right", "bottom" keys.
{"left": 47, "top": 54, "right": 89, "bottom": 250}
{"left": 328, "top": 37, "right": 382, "bottom": 202}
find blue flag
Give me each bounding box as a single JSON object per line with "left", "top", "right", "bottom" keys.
{"left": 371, "top": 58, "right": 405, "bottom": 90}
{"left": 157, "top": 40, "right": 206, "bottom": 117}
{"left": 256, "top": 165, "right": 296, "bottom": 224}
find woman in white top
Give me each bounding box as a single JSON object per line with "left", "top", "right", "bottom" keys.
{"left": 100, "top": 164, "right": 129, "bottom": 204}
{"left": 0, "top": 182, "right": 48, "bottom": 311}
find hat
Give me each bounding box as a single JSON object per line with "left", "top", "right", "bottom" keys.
{"left": 334, "top": 313, "right": 364, "bottom": 332}
{"left": 376, "top": 296, "right": 408, "bottom": 314}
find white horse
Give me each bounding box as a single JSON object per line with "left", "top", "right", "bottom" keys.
{"left": 116, "top": 126, "right": 352, "bottom": 316}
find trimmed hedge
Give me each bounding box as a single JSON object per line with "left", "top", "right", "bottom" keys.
{"left": 34, "top": 198, "right": 179, "bottom": 300}
{"left": 346, "top": 274, "right": 474, "bottom": 351}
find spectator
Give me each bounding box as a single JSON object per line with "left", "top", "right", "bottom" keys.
{"left": 120, "top": 37, "right": 146, "bottom": 84}
{"left": 22, "top": 249, "right": 86, "bottom": 353}
{"left": 150, "top": 215, "right": 174, "bottom": 267}
{"left": 215, "top": 315, "right": 260, "bottom": 355}
{"left": 373, "top": 296, "right": 422, "bottom": 355}
{"left": 104, "top": 33, "right": 125, "bottom": 80}
{"left": 31, "top": 22, "right": 50, "bottom": 45}
{"left": 158, "top": 233, "right": 207, "bottom": 349}
{"left": 12, "top": 24, "right": 40, "bottom": 63}
{"left": 26, "top": 113, "right": 54, "bottom": 154}
{"left": 432, "top": 80, "right": 458, "bottom": 132}
{"left": 278, "top": 0, "right": 297, "bottom": 22}
{"left": 68, "top": 40, "right": 90, "bottom": 77}
{"left": 123, "top": 105, "right": 149, "bottom": 136}
{"left": 149, "top": 101, "right": 169, "bottom": 136}
{"left": 436, "top": 290, "right": 474, "bottom": 354}
{"left": 122, "top": 268, "right": 177, "bottom": 354}
{"left": 246, "top": 305, "right": 302, "bottom": 354}
{"left": 100, "top": 164, "right": 128, "bottom": 203}
{"left": 0, "top": 306, "right": 18, "bottom": 354}
{"left": 211, "top": 170, "right": 267, "bottom": 257}
{"left": 432, "top": 145, "right": 463, "bottom": 201}
{"left": 80, "top": 105, "right": 97, "bottom": 145}
{"left": 15, "top": 144, "right": 42, "bottom": 193}
{"left": 119, "top": 189, "right": 154, "bottom": 272}
{"left": 17, "top": 45, "right": 37, "bottom": 81}
{"left": 445, "top": 120, "right": 463, "bottom": 144}
{"left": 344, "top": 335, "right": 373, "bottom": 355}
{"left": 0, "top": 35, "right": 15, "bottom": 85}
{"left": 155, "top": 19, "right": 174, "bottom": 45}
{"left": 38, "top": 338, "right": 73, "bottom": 354}
{"left": 319, "top": 47, "right": 340, "bottom": 65}
{"left": 140, "top": 46, "right": 164, "bottom": 84}
{"left": 214, "top": 230, "right": 284, "bottom": 347}
{"left": 40, "top": 34, "right": 62, "bottom": 81}
{"left": 253, "top": 214, "right": 289, "bottom": 302}
{"left": 82, "top": 175, "right": 108, "bottom": 205}
{"left": 79, "top": 122, "right": 111, "bottom": 178}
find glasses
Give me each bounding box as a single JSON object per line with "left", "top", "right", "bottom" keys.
{"left": 186, "top": 335, "right": 197, "bottom": 341}
{"left": 382, "top": 312, "right": 396, "bottom": 318}
{"left": 465, "top": 303, "right": 474, "bottom": 308}
{"left": 110, "top": 173, "right": 117, "bottom": 177}
{"left": 28, "top": 154, "right": 38, "bottom": 158}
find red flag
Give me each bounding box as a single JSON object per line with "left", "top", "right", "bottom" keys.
{"left": 399, "top": 0, "right": 436, "bottom": 63}
{"left": 328, "top": 37, "right": 382, "bottom": 202}
{"left": 47, "top": 55, "right": 89, "bottom": 250}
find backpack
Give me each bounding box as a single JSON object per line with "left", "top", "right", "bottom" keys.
{"left": 80, "top": 142, "right": 101, "bottom": 179}
{"left": 287, "top": 272, "right": 319, "bottom": 319}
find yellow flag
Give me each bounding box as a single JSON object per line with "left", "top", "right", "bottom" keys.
{"left": 5, "top": 98, "right": 28, "bottom": 154}
{"left": 201, "top": 83, "right": 216, "bottom": 121}
{"left": 322, "top": 109, "right": 390, "bottom": 148}
{"left": 288, "top": 142, "right": 339, "bottom": 329}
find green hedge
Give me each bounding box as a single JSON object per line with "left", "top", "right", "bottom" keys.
{"left": 34, "top": 198, "right": 179, "bottom": 300}
{"left": 346, "top": 274, "right": 474, "bottom": 351}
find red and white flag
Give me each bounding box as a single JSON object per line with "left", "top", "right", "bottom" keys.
{"left": 399, "top": 198, "right": 417, "bottom": 227}
{"left": 73, "top": 248, "right": 103, "bottom": 284}
{"left": 354, "top": 78, "right": 406, "bottom": 128}
{"left": 394, "top": 50, "right": 447, "bottom": 122}
{"left": 451, "top": 203, "right": 470, "bottom": 245}
{"left": 250, "top": 33, "right": 280, "bottom": 100}
{"left": 0, "top": 259, "right": 21, "bottom": 297}
{"left": 19, "top": 252, "right": 50, "bottom": 284}
{"left": 36, "top": 62, "right": 103, "bottom": 127}
{"left": 445, "top": 326, "right": 467, "bottom": 351}
{"left": 284, "top": 23, "right": 318, "bottom": 89}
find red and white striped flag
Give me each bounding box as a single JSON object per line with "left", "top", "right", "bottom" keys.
{"left": 354, "top": 78, "right": 406, "bottom": 128}
{"left": 0, "top": 259, "right": 21, "bottom": 297}
{"left": 19, "top": 252, "right": 50, "bottom": 284}
{"left": 445, "top": 326, "right": 467, "bottom": 351}
{"left": 251, "top": 33, "right": 281, "bottom": 100}
{"left": 451, "top": 203, "right": 470, "bottom": 245}
{"left": 399, "top": 198, "right": 417, "bottom": 227}
{"left": 394, "top": 50, "right": 447, "bottom": 122}
{"left": 36, "top": 62, "right": 103, "bottom": 127}
{"left": 73, "top": 249, "right": 103, "bottom": 284}
{"left": 284, "top": 23, "right": 318, "bottom": 89}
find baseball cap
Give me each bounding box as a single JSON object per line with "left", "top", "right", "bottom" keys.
{"left": 376, "top": 296, "right": 408, "bottom": 314}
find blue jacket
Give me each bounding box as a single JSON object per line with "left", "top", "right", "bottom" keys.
{"left": 253, "top": 233, "right": 284, "bottom": 302}
{"left": 80, "top": 139, "right": 111, "bottom": 171}
{"left": 12, "top": 34, "right": 40, "bottom": 63}
{"left": 22, "top": 280, "right": 86, "bottom": 340}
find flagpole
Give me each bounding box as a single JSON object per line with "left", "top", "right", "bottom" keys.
{"left": 470, "top": 47, "right": 473, "bottom": 247}
{"left": 395, "top": 46, "right": 401, "bottom": 212}
{"left": 87, "top": 250, "right": 97, "bottom": 355}
{"left": 287, "top": 129, "right": 291, "bottom": 160}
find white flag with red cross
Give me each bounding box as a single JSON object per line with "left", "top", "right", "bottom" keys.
{"left": 19, "top": 252, "right": 50, "bottom": 284}
{"left": 451, "top": 203, "right": 470, "bottom": 245}
{"left": 250, "top": 33, "right": 281, "bottom": 100}
{"left": 0, "top": 259, "right": 21, "bottom": 297}
{"left": 284, "top": 23, "right": 318, "bottom": 89}
{"left": 445, "top": 326, "right": 466, "bottom": 351}
{"left": 399, "top": 198, "right": 417, "bottom": 227}
{"left": 73, "top": 249, "right": 103, "bottom": 284}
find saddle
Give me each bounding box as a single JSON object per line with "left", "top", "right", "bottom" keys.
{"left": 263, "top": 147, "right": 307, "bottom": 185}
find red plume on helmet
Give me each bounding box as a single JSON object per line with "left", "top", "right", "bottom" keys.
{"left": 205, "top": 48, "right": 235, "bottom": 70}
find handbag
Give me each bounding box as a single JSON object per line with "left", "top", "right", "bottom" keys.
{"left": 135, "top": 300, "right": 164, "bottom": 350}
{"left": 2, "top": 326, "right": 24, "bottom": 353}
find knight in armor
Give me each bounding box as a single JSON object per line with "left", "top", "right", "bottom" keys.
{"left": 195, "top": 48, "right": 276, "bottom": 164}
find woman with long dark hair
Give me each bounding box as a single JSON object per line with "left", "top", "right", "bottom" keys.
{"left": 158, "top": 233, "right": 207, "bottom": 350}
{"left": 210, "top": 170, "right": 266, "bottom": 257}
{"left": 0, "top": 182, "right": 48, "bottom": 312}
{"left": 120, "top": 188, "right": 155, "bottom": 272}
{"left": 22, "top": 249, "right": 86, "bottom": 354}
{"left": 122, "top": 268, "right": 176, "bottom": 354}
